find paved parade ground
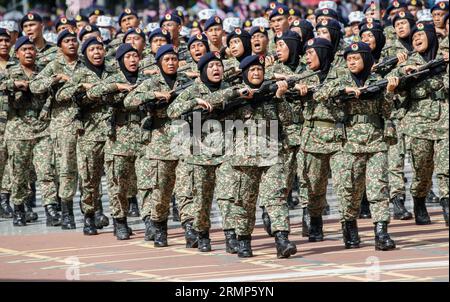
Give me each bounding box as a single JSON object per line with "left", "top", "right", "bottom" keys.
{"left": 0, "top": 161, "right": 448, "bottom": 282}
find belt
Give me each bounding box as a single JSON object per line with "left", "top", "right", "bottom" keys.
{"left": 348, "top": 114, "right": 383, "bottom": 129}
{"left": 115, "top": 112, "right": 143, "bottom": 125}
{"left": 305, "top": 120, "right": 336, "bottom": 128}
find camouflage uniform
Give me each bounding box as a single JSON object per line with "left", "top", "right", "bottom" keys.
{"left": 29, "top": 54, "right": 83, "bottom": 204}
{"left": 391, "top": 53, "right": 449, "bottom": 200}
{"left": 123, "top": 72, "right": 185, "bottom": 222}
{"left": 380, "top": 39, "right": 410, "bottom": 199}
{"left": 167, "top": 81, "right": 237, "bottom": 233}
{"left": 88, "top": 71, "right": 146, "bottom": 219}
{"left": 35, "top": 41, "right": 58, "bottom": 70}
{"left": 4, "top": 64, "right": 58, "bottom": 206}
{"left": 319, "top": 69, "right": 395, "bottom": 223}
{"left": 56, "top": 64, "right": 116, "bottom": 215}
{"left": 300, "top": 67, "right": 348, "bottom": 217}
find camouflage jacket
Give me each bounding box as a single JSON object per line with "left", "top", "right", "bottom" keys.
{"left": 222, "top": 57, "right": 241, "bottom": 81}
{"left": 0, "top": 59, "right": 16, "bottom": 136}
{"left": 300, "top": 67, "right": 347, "bottom": 154}
{"left": 140, "top": 53, "right": 156, "bottom": 72}
{"left": 209, "top": 83, "right": 286, "bottom": 167}
{"left": 3, "top": 64, "right": 50, "bottom": 140}
{"left": 124, "top": 72, "right": 186, "bottom": 160}
{"left": 35, "top": 41, "right": 58, "bottom": 69}
{"left": 265, "top": 62, "right": 303, "bottom": 148}
{"left": 29, "top": 54, "right": 84, "bottom": 131}
{"left": 167, "top": 81, "right": 235, "bottom": 166}
{"left": 314, "top": 68, "right": 395, "bottom": 154}
{"left": 106, "top": 34, "right": 124, "bottom": 59}
{"left": 56, "top": 64, "right": 116, "bottom": 142}
{"left": 384, "top": 25, "right": 397, "bottom": 46}
{"left": 389, "top": 53, "right": 448, "bottom": 141}
{"left": 89, "top": 70, "right": 147, "bottom": 157}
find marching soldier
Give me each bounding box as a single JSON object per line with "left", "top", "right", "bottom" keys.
{"left": 29, "top": 29, "right": 84, "bottom": 230}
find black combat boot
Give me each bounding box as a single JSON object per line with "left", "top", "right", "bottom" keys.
{"left": 183, "top": 220, "right": 198, "bottom": 248}
{"left": 440, "top": 198, "right": 449, "bottom": 227}
{"left": 359, "top": 192, "right": 371, "bottom": 219}
{"left": 143, "top": 216, "right": 156, "bottom": 241}
{"left": 309, "top": 216, "right": 324, "bottom": 242}
{"left": 286, "top": 190, "right": 299, "bottom": 210}
{"left": 29, "top": 182, "right": 37, "bottom": 208}
{"left": 0, "top": 193, "right": 13, "bottom": 218}
{"left": 61, "top": 200, "right": 76, "bottom": 230}
{"left": 392, "top": 194, "right": 413, "bottom": 220}
{"left": 413, "top": 196, "right": 431, "bottom": 225}
{"left": 301, "top": 207, "right": 310, "bottom": 237}
{"left": 197, "top": 231, "right": 212, "bottom": 252}
{"left": 342, "top": 220, "right": 360, "bottom": 249}
{"left": 94, "top": 198, "right": 109, "bottom": 229}
{"left": 55, "top": 195, "right": 62, "bottom": 212}
{"left": 171, "top": 195, "right": 180, "bottom": 222}
{"left": 113, "top": 217, "right": 131, "bottom": 240}
{"left": 153, "top": 220, "right": 168, "bottom": 247}
{"left": 83, "top": 213, "right": 98, "bottom": 236}
{"left": 224, "top": 229, "right": 238, "bottom": 254}
{"left": 13, "top": 204, "right": 26, "bottom": 227}
{"left": 237, "top": 235, "right": 253, "bottom": 258}
{"left": 25, "top": 199, "right": 38, "bottom": 222}
{"left": 425, "top": 190, "right": 439, "bottom": 204}
{"left": 374, "top": 222, "right": 396, "bottom": 251}
{"left": 274, "top": 231, "right": 297, "bottom": 259}
{"left": 261, "top": 206, "right": 273, "bottom": 237}
{"left": 45, "top": 204, "right": 61, "bottom": 227}
{"left": 127, "top": 196, "right": 140, "bottom": 217}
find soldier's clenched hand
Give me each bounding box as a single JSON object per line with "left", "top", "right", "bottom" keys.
{"left": 195, "top": 98, "right": 213, "bottom": 112}
{"left": 396, "top": 52, "right": 408, "bottom": 65}
{"left": 386, "top": 77, "right": 399, "bottom": 92}
{"left": 239, "top": 88, "right": 255, "bottom": 99}
{"left": 14, "top": 80, "right": 29, "bottom": 91}
{"left": 116, "top": 83, "right": 136, "bottom": 92}
{"left": 275, "top": 80, "right": 288, "bottom": 98}
{"left": 345, "top": 87, "right": 361, "bottom": 98}
{"left": 295, "top": 83, "right": 309, "bottom": 96}
{"left": 154, "top": 91, "right": 172, "bottom": 101}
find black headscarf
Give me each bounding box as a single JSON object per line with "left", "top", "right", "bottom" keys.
{"left": 298, "top": 20, "right": 314, "bottom": 55}
{"left": 226, "top": 29, "right": 252, "bottom": 62}
{"left": 274, "top": 30, "right": 302, "bottom": 71}
{"left": 81, "top": 37, "right": 105, "bottom": 78}
{"left": 344, "top": 42, "right": 375, "bottom": 87}
{"left": 411, "top": 23, "right": 439, "bottom": 63}
{"left": 359, "top": 23, "right": 386, "bottom": 61}
{"left": 315, "top": 19, "right": 342, "bottom": 56}
{"left": 393, "top": 12, "right": 415, "bottom": 51}
{"left": 304, "top": 38, "right": 334, "bottom": 82}
{"left": 116, "top": 44, "right": 139, "bottom": 84}
{"left": 197, "top": 52, "right": 223, "bottom": 92}
{"left": 155, "top": 44, "right": 178, "bottom": 89}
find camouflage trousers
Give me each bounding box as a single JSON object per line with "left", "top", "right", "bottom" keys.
{"left": 51, "top": 126, "right": 78, "bottom": 202}
{"left": 214, "top": 161, "right": 238, "bottom": 231}
{"left": 301, "top": 150, "right": 344, "bottom": 217}
{"left": 7, "top": 137, "right": 57, "bottom": 206}
{"left": 279, "top": 147, "right": 309, "bottom": 209}
{"left": 408, "top": 136, "right": 449, "bottom": 199}
{"left": 137, "top": 158, "right": 178, "bottom": 222}
{"left": 174, "top": 160, "right": 195, "bottom": 225}
{"left": 77, "top": 140, "right": 105, "bottom": 215}
{"left": 105, "top": 153, "right": 136, "bottom": 219}
{"left": 337, "top": 151, "right": 390, "bottom": 223}
{"left": 0, "top": 135, "right": 6, "bottom": 189}
{"left": 387, "top": 121, "right": 406, "bottom": 199}
{"left": 232, "top": 163, "right": 288, "bottom": 236}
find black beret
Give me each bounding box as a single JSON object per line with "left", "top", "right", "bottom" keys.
{"left": 75, "top": 14, "right": 89, "bottom": 23}
{"left": 55, "top": 16, "right": 76, "bottom": 30}
{"left": 197, "top": 51, "right": 222, "bottom": 71}
{"left": 239, "top": 54, "right": 265, "bottom": 71}
{"left": 269, "top": 4, "right": 289, "bottom": 20}
{"left": 115, "top": 43, "right": 138, "bottom": 60}
{"left": 304, "top": 37, "right": 333, "bottom": 51}
{"left": 226, "top": 28, "right": 251, "bottom": 46}
{"left": 118, "top": 8, "right": 138, "bottom": 24}
{"left": 155, "top": 44, "right": 178, "bottom": 61}
{"left": 315, "top": 8, "right": 339, "bottom": 20}
{"left": 122, "top": 27, "right": 146, "bottom": 43}
{"left": 410, "top": 22, "right": 436, "bottom": 37}
{"left": 289, "top": 8, "right": 302, "bottom": 18}
{"left": 15, "top": 36, "right": 34, "bottom": 51}
{"left": 0, "top": 28, "right": 10, "bottom": 38}
{"left": 81, "top": 36, "right": 103, "bottom": 55}
{"left": 250, "top": 26, "right": 269, "bottom": 37}
{"left": 431, "top": 1, "right": 449, "bottom": 13}
{"left": 386, "top": 0, "right": 407, "bottom": 15}
{"left": 392, "top": 11, "right": 416, "bottom": 26}
{"left": 315, "top": 18, "right": 342, "bottom": 32}
{"left": 148, "top": 28, "right": 171, "bottom": 43}
{"left": 159, "top": 13, "right": 182, "bottom": 27}
{"left": 88, "top": 9, "right": 105, "bottom": 17}
{"left": 57, "top": 28, "right": 77, "bottom": 47}
{"left": 188, "top": 33, "right": 209, "bottom": 49}
{"left": 79, "top": 24, "right": 100, "bottom": 41}
{"left": 343, "top": 41, "right": 372, "bottom": 58}
{"left": 406, "top": 0, "right": 423, "bottom": 7}
{"left": 204, "top": 16, "right": 223, "bottom": 31}
{"left": 20, "top": 12, "right": 43, "bottom": 29}
{"left": 274, "top": 29, "right": 301, "bottom": 43}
